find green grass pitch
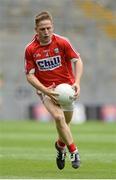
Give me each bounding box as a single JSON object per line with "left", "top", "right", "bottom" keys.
{"left": 0, "top": 120, "right": 116, "bottom": 179}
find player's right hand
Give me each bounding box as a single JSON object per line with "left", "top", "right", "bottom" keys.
{"left": 46, "top": 83, "right": 60, "bottom": 105}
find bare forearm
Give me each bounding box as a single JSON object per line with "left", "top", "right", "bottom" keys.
{"left": 26, "top": 74, "right": 48, "bottom": 94}
{"left": 26, "top": 73, "right": 59, "bottom": 103}
{"left": 74, "top": 58, "right": 83, "bottom": 84}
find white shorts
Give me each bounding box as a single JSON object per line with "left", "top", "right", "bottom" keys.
{"left": 61, "top": 102, "right": 74, "bottom": 111}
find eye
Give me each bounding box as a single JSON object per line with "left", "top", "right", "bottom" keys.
{"left": 40, "top": 28, "right": 45, "bottom": 31}
{"left": 47, "top": 27, "right": 51, "bottom": 30}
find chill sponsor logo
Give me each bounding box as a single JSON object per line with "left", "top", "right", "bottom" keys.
{"left": 36, "top": 55, "right": 61, "bottom": 71}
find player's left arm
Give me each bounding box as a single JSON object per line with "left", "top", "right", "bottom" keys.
{"left": 72, "top": 57, "right": 83, "bottom": 98}
{"left": 63, "top": 38, "right": 83, "bottom": 98}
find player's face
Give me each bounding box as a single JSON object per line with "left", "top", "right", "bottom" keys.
{"left": 35, "top": 20, "right": 53, "bottom": 45}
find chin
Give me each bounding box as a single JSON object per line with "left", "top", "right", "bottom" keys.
{"left": 44, "top": 38, "right": 51, "bottom": 43}
{"left": 45, "top": 37, "right": 50, "bottom": 41}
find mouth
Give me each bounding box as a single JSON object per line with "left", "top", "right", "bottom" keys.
{"left": 40, "top": 35, "right": 52, "bottom": 44}
{"left": 44, "top": 35, "right": 49, "bottom": 38}
{"left": 43, "top": 36, "right": 51, "bottom": 42}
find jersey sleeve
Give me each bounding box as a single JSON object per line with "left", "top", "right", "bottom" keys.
{"left": 24, "top": 46, "right": 35, "bottom": 74}
{"left": 64, "top": 38, "right": 80, "bottom": 61}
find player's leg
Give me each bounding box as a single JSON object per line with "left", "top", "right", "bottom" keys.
{"left": 42, "top": 95, "right": 74, "bottom": 169}
{"left": 64, "top": 110, "right": 81, "bottom": 169}
{"left": 39, "top": 94, "right": 80, "bottom": 169}
{"left": 64, "top": 111, "right": 73, "bottom": 125}
{"left": 43, "top": 96, "right": 73, "bottom": 146}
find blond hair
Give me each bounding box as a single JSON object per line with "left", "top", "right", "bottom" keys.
{"left": 35, "top": 11, "right": 53, "bottom": 26}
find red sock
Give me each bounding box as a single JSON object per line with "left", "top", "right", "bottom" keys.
{"left": 57, "top": 139, "right": 66, "bottom": 149}
{"left": 67, "top": 143, "right": 77, "bottom": 153}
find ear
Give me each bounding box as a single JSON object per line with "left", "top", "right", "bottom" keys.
{"left": 52, "top": 26, "right": 54, "bottom": 32}
{"left": 51, "top": 23, "right": 54, "bottom": 31}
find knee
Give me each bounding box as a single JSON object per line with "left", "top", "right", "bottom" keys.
{"left": 54, "top": 114, "right": 64, "bottom": 122}
{"left": 54, "top": 114, "right": 66, "bottom": 128}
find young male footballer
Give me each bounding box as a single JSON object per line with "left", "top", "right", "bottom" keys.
{"left": 24, "top": 11, "right": 83, "bottom": 169}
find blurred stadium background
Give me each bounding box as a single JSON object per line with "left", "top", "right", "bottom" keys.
{"left": 0, "top": 0, "right": 116, "bottom": 122}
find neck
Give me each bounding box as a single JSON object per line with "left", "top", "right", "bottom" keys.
{"left": 40, "top": 39, "right": 52, "bottom": 46}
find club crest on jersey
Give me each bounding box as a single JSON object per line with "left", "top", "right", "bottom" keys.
{"left": 36, "top": 55, "right": 61, "bottom": 71}
{"left": 54, "top": 48, "right": 59, "bottom": 54}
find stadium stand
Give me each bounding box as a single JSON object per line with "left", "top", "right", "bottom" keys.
{"left": 75, "top": 0, "right": 116, "bottom": 39}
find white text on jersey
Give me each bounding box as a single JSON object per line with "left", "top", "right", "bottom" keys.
{"left": 36, "top": 55, "right": 61, "bottom": 71}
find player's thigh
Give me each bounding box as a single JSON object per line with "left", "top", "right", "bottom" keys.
{"left": 64, "top": 111, "right": 73, "bottom": 124}
{"left": 43, "top": 95, "right": 65, "bottom": 121}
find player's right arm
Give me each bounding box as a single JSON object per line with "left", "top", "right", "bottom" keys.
{"left": 24, "top": 46, "right": 58, "bottom": 103}
{"left": 26, "top": 73, "right": 59, "bottom": 104}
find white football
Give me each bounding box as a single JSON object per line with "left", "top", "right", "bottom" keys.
{"left": 54, "top": 83, "right": 75, "bottom": 106}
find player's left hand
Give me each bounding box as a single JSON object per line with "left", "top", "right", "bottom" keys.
{"left": 72, "top": 83, "right": 80, "bottom": 100}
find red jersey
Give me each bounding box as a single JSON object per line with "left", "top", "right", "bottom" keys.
{"left": 24, "top": 33, "right": 80, "bottom": 87}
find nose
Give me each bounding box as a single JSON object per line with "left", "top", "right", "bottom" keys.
{"left": 44, "top": 28, "right": 49, "bottom": 35}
